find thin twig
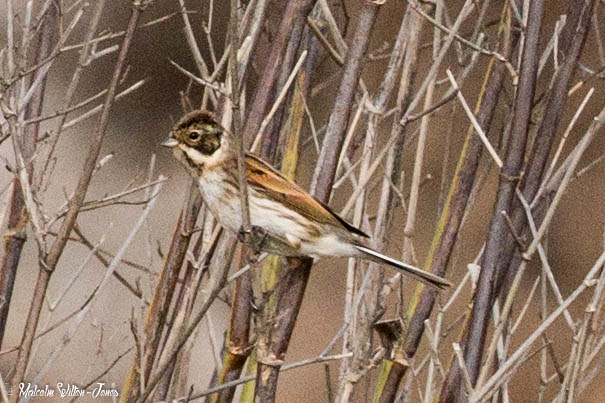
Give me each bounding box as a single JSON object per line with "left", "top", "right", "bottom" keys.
{"left": 181, "top": 353, "right": 353, "bottom": 401}
{"left": 446, "top": 70, "right": 503, "bottom": 168}
{"left": 9, "top": 3, "right": 145, "bottom": 397}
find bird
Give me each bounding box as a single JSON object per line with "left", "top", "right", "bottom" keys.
{"left": 162, "top": 110, "right": 451, "bottom": 290}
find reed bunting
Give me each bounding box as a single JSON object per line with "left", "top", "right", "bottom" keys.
{"left": 162, "top": 110, "right": 450, "bottom": 290}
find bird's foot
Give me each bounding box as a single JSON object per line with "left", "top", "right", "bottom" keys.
{"left": 238, "top": 225, "right": 268, "bottom": 254}
{"left": 249, "top": 286, "right": 263, "bottom": 313}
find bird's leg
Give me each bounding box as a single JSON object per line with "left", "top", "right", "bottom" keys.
{"left": 238, "top": 225, "right": 268, "bottom": 259}
{"left": 239, "top": 226, "right": 301, "bottom": 257}
{"left": 250, "top": 225, "right": 268, "bottom": 251}
{"left": 249, "top": 283, "right": 263, "bottom": 313}
{"left": 237, "top": 226, "right": 251, "bottom": 243}
{"left": 237, "top": 227, "right": 266, "bottom": 311}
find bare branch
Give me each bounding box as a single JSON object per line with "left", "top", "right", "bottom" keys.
{"left": 10, "top": 2, "right": 145, "bottom": 396}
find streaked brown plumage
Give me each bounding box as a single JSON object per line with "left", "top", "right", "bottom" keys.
{"left": 163, "top": 110, "right": 451, "bottom": 290}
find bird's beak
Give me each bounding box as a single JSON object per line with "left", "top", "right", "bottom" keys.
{"left": 161, "top": 136, "right": 178, "bottom": 148}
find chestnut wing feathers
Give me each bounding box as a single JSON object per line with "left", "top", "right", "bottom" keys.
{"left": 245, "top": 155, "right": 369, "bottom": 238}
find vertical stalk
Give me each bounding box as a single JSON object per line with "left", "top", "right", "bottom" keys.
{"left": 242, "top": 0, "right": 316, "bottom": 148}
{"left": 255, "top": 3, "right": 382, "bottom": 401}
{"left": 309, "top": 2, "right": 380, "bottom": 202}
{"left": 253, "top": 74, "right": 307, "bottom": 402}
{"left": 494, "top": 0, "right": 595, "bottom": 297}
{"left": 209, "top": 250, "right": 253, "bottom": 403}
{"left": 460, "top": 0, "right": 543, "bottom": 396}
{"left": 120, "top": 185, "right": 202, "bottom": 402}
{"left": 10, "top": 3, "right": 144, "bottom": 398}
{"left": 378, "top": 4, "right": 517, "bottom": 400}
{"left": 0, "top": 1, "right": 58, "bottom": 346}
{"left": 401, "top": 1, "right": 442, "bottom": 265}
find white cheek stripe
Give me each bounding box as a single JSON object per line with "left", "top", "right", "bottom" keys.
{"left": 180, "top": 141, "right": 229, "bottom": 168}
{"left": 180, "top": 145, "right": 206, "bottom": 164}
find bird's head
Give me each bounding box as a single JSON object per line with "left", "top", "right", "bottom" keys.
{"left": 162, "top": 110, "right": 233, "bottom": 172}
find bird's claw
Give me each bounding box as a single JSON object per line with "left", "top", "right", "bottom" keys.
{"left": 250, "top": 290, "right": 262, "bottom": 313}
{"left": 250, "top": 300, "right": 262, "bottom": 313}
{"left": 238, "top": 225, "right": 268, "bottom": 253}
{"left": 237, "top": 226, "right": 250, "bottom": 243}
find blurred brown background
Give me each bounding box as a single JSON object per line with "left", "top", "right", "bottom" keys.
{"left": 1, "top": 1, "right": 605, "bottom": 402}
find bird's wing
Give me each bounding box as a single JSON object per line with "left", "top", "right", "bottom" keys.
{"left": 245, "top": 154, "right": 368, "bottom": 238}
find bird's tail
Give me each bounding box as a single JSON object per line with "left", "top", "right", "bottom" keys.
{"left": 354, "top": 245, "right": 451, "bottom": 290}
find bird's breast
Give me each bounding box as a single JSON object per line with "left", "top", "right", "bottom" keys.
{"left": 196, "top": 171, "right": 358, "bottom": 259}
{"left": 197, "top": 171, "right": 242, "bottom": 233}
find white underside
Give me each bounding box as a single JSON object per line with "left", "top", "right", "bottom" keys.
{"left": 176, "top": 143, "right": 450, "bottom": 290}
{"left": 196, "top": 172, "right": 357, "bottom": 258}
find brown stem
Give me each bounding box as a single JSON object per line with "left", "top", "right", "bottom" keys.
{"left": 198, "top": 4, "right": 258, "bottom": 403}
{"left": 253, "top": 3, "right": 381, "bottom": 401}
{"left": 0, "top": 0, "right": 58, "bottom": 347}
{"left": 379, "top": 5, "right": 519, "bottom": 401}
{"left": 10, "top": 1, "right": 143, "bottom": 399}
{"left": 254, "top": 256, "right": 313, "bottom": 402}
{"left": 242, "top": 0, "right": 316, "bottom": 148}
{"left": 309, "top": 2, "right": 380, "bottom": 202}
{"left": 158, "top": 225, "right": 224, "bottom": 401}
{"left": 230, "top": 0, "right": 250, "bottom": 236}
{"left": 494, "top": 0, "right": 596, "bottom": 297}
{"left": 374, "top": 8, "right": 430, "bottom": 402}
{"left": 252, "top": 83, "right": 309, "bottom": 402}
{"left": 136, "top": 241, "right": 233, "bottom": 403}
{"left": 341, "top": 5, "right": 425, "bottom": 400}
{"left": 38, "top": 0, "right": 107, "bottom": 191}
{"left": 400, "top": 52, "right": 508, "bottom": 403}
{"left": 11, "top": 1, "right": 146, "bottom": 397}
{"left": 460, "top": 0, "right": 544, "bottom": 397}
{"left": 208, "top": 252, "right": 253, "bottom": 403}
{"left": 379, "top": 360, "right": 408, "bottom": 403}
{"left": 154, "top": 225, "right": 206, "bottom": 400}
{"left": 120, "top": 184, "right": 203, "bottom": 402}
{"left": 259, "top": 19, "right": 307, "bottom": 164}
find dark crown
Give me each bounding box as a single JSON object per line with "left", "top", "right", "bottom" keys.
{"left": 175, "top": 110, "right": 218, "bottom": 130}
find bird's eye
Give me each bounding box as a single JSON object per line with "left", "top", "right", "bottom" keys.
{"left": 189, "top": 131, "right": 201, "bottom": 141}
